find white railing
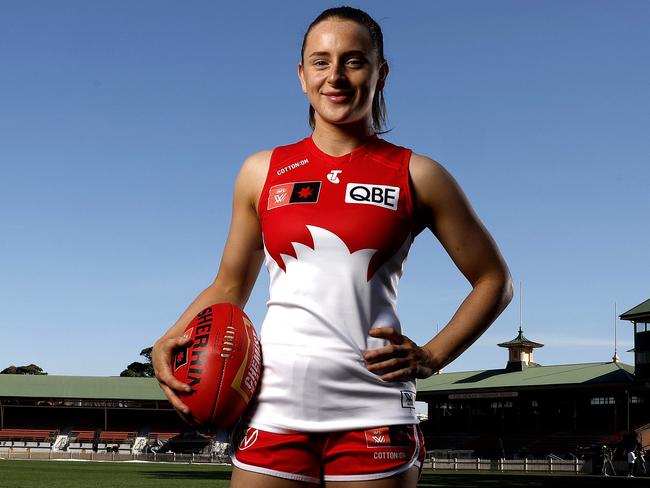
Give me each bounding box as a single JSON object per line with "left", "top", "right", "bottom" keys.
{"left": 426, "top": 456, "right": 587, "bottom": 473}
{"left": 0, "top": 447, "right": 230, "bottom": 464}
{"left": 0, "top": 447, "right": 610, "bottom": 474}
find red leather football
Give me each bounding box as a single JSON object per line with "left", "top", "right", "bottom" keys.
{"left": 173, "top": 303, "right": 262, "bottom": 431}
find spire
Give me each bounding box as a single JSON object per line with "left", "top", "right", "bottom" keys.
{"left": 612, "top": 302, "right": 620, "bottom": 363}
{"left": 498, "top": 281, "right": 543, "bottom": 371}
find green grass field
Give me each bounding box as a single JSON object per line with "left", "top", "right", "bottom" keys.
{"left": 1, "top": 460, "right": 648, "bottom": 487}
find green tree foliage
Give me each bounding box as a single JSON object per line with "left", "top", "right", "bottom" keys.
{"left": 1, "top": 364, "right": 48, "bottom": 375}
{"left": 120, "top": 347, "right": 154, "bottom": 377}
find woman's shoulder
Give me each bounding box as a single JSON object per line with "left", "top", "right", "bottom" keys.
{"left": 407, "top": 151, "right": 467, "bottom": 212}
{"left": 408, "top": 151, "right": 449, "bottom": 185}
{"left": 241, "top": 137, "right": 309, "bottom": 169}
{"left": 242, "top": 149, "right": 273, "bottom": 171}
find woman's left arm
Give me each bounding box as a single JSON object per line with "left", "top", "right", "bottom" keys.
{"left": 365, "top": 153, "right": 513, "bottom": 381}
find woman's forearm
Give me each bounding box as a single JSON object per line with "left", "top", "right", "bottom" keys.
{"left": 423, "top": 272, "right": 513, "bottom": 372}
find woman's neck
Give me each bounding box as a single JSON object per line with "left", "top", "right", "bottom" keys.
{"left": 311, "top": 120, "right": 377, "bottom": 157}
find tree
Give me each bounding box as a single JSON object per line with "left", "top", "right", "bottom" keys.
{"left": 1, "top": 364, "right": 48, "bottom": 375}
{"left": 120, "top": 347, "right": 154, "bottom": 377}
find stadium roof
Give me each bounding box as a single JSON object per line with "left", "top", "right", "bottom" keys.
{"left": 620, "top": 298, "right": 650, "bottom": 321}
{"left": 0, "top": 362, "right": 636, "bottom": 401}
{"left": 0, "top": 375, "right": 167, "bottom": 401}
{"left": 416, "top": 361, "right": 635, "bottom": 394}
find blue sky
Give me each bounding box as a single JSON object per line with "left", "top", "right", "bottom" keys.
{"left": 1, "top": 1, "right": 648, "bottom": 377}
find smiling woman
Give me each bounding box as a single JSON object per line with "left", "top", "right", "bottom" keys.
{"left": 299, "top": 8, "right": 388, "bottom": 136}
{"left": 151, "top": 6, "right": 512, "bottom": 488}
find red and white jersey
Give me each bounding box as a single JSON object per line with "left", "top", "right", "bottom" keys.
{"left": 247, "top": 136, "right": 418, "bottom": 432}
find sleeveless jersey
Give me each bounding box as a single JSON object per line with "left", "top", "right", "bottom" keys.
{"left": 248, "top": 136, "right": 418, "bottom": 432}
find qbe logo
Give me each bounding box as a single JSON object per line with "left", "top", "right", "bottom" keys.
{"left": 345, "top": 183, "right": 400, "bottom": 211}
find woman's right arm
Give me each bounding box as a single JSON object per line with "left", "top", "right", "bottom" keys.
{"left": 151, "top": 150, "right": 271, "bottom": 415}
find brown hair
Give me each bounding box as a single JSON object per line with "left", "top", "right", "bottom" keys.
{"left": 301, "top": 6, "right": 388, "bottom": 133}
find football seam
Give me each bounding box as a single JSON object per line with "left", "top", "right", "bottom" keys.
{"left": 211, "top": 303, "right": 233, "bottom": 426}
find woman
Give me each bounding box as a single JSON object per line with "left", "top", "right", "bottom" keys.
{"left": 152, "top": 6, "right": 512, "bottom": 487}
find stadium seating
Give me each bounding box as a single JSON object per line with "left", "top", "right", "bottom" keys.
{"left": 70, "top": 430, "right": 95, "bottom": 442}
{"left": 0, "top": 429, "right": 57, "bottom": 443}
{"left": 99, "top": 431, "right": 136, "bottom": 443}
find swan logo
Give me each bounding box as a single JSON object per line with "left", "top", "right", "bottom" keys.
{"left": 238, "top": 428, "right": 259, "bottom": 450}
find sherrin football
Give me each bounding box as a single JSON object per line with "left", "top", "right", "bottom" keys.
{"left": 173, "top": 303, "right": 262, "bottom": 431}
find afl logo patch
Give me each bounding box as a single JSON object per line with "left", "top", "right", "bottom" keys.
{"left": 268, "top": 181, "right": 321, "bottom": 210}
{"left": 345, "top": 183, "right": 399, "bottom": 211}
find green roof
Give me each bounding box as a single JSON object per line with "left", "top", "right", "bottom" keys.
{"left": 0, "top": 362, "right": 637, "bottom": 401}
{"left": 0, "top": 375, "right": 166, "bottom": 401}
{"left": 621, "top": 298, "right": 650, "bottom": 321}
{"left": 416, "top": 362, "right": 635, "bottom": 394}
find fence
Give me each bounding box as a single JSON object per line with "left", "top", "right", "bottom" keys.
{"left": 3, "top": 448, "right": 631, "bottom": 475}
{"left": 0, "top": 448, "right": 230, "bottom": 464}
{"left": 426, "top": 456, "right": 589, "bottom": 474}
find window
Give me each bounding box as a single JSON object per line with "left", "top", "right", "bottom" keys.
{"left": 636, "top": 351, "right": 650, "bottom": 365}
{"left": 635, "top": 322, "right": 649, "bottom": 333}
{"left": 590, "top": 397, "right": 615, "bottom": 405}
{"left": 490, "top": 401, "right": 513, "bottom": 409}
{"left": 631, "top": 396, "right": 644, "bottom": 404}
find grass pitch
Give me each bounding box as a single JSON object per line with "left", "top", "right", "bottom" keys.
{"left": 1, "top": 460, "right": 648, "bottom": 487}
{"left": 0, "top": 460, "right": 231, "bottom": 488}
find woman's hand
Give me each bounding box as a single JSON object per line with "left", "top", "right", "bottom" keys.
{"left": 364, "top": 327, "right": 438, "bottom": 382}
{"left": 152, "top": 335, "right": 194, "bottom": 415}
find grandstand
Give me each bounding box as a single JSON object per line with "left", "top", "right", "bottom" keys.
{"left": 0, "top": 375, "right": 210, "bottom": 457}
{"left": 416, "top": 323, "right": 650, "bottom": 461}
{"left": 1, "top": 297, "right": 648, "bottom": 467}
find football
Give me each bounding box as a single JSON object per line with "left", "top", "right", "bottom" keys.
{"left": 173, "top": 303, "right": 262, "bottom": 431}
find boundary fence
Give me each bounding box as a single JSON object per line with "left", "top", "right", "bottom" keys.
{"left": 0, "top": 448, "right": 229, "bottom": 464}
{"left": 426, "top": 456, "right": 589, "bottom": 474}
{"left": 4, "top": 448, "right": 644, "bottom": 476}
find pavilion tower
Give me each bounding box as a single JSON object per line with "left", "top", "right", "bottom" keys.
{"left": 498, "top": 327, "right": 544, "bottom": 372}
{"left": 620, "top": 297, "right": 650, "bottom": 383}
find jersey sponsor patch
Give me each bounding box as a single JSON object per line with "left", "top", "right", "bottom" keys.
{"left": 401, "top": 390, "right": 416, "bottom": 408}
{"left": 268, "top": 181, "right": 321, "bottom": 210}
{"left": 345, "top": 183, "right": 400, "bottom": 211}
{"left": 364, "top": 426, "right": 411, "bottom": 448}
{"left": 276, "top": 158, "right": 310, "bottom": 176}
{"left": 327, "top": 169, "right": 342, "bottom": 184}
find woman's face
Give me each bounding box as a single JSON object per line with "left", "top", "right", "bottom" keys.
{"left": 299, "top": 19, "right": 387, "bottom": 131}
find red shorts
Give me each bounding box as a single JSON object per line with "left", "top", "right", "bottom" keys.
{"left": 231, "top": 424, "right": 425, "bottom": 484}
